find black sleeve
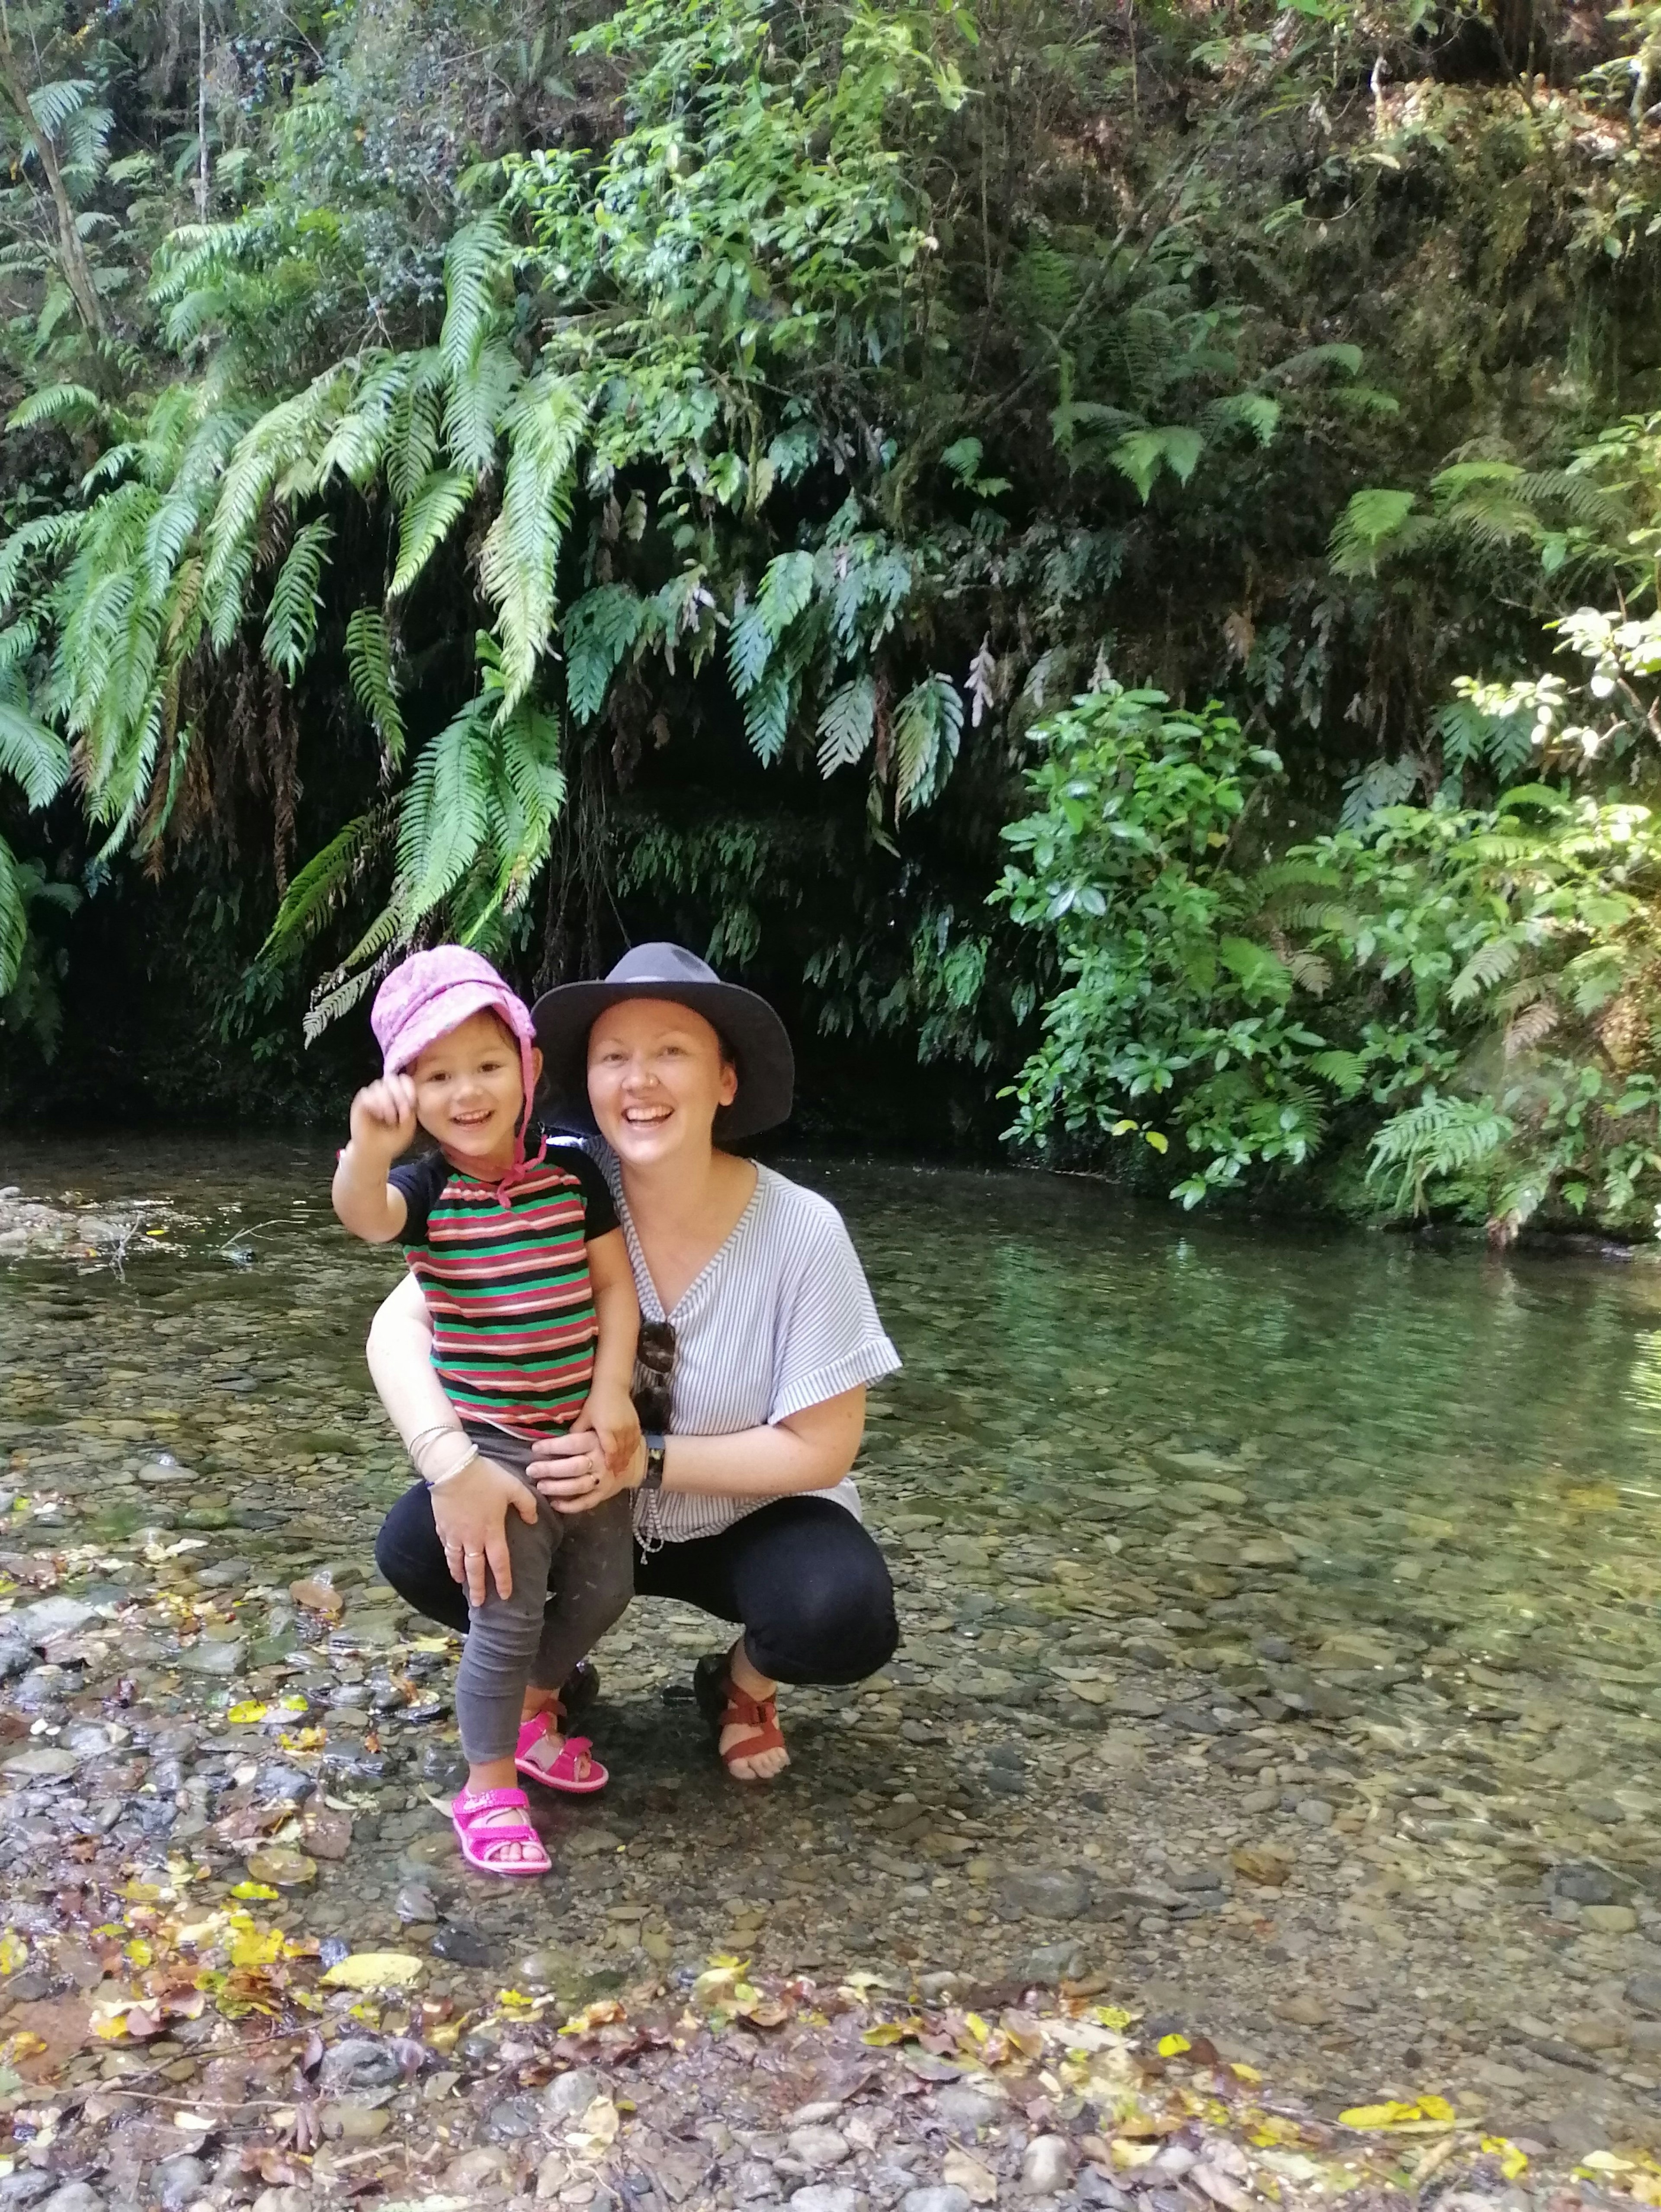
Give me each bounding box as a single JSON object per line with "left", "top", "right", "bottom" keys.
{"left": 548, "top": 1138, "right": 619, "bottom": 1241}
{"left": 388, "top": 1150, "right": 450, "bottom": 1246}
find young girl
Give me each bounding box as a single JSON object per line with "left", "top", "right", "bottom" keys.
{"left": 333, "top": 947, "right": 639, "bottom": 1876}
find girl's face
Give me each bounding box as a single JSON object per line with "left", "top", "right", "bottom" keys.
{"left": 586, "top": 998, "right": 737, "bottom": 1170}
{"left": 409, "top": 1010, "right": 539, "bottom": 1168}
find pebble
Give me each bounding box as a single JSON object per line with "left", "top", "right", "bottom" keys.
{"left": 320, "top": 2036, "right": 401, "bottom": 2090}
{"left": 153, "top": 2155, "right": 210, "bottom": 2211}
{"left": 789, "top": 2191, "right": 858, "bottom": 2212}
{"left": 904, "top": 2193, "right": 972, "bottom": 2212}
{"left": 1023, "top": 2135, "right": 1076, "bottom": 2193}
{"left": 1293, "top": 1798, "right": 1334, "bottom": 1828}
{"left": 39, "top": 2189, "right": 104, "bottom": 2212}
{"left": 934, "top": 2087, "right": 1000, "bottom": 2135}
{"left": 543, "top": 2068, "right": 604, "bottom": 2122}
{"left": 432, "top": 1920, "right": 491, "bottom": 1965}
{"left": 997, "top": 1866, "right": 1092, "bottom": 1920}
{"left": 787, "top": 2126, "right": 851, "bottom": 2169}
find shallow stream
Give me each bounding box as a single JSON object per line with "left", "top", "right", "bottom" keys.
{"left": 4, "top": 1136, "right": 1661, "bottom": 2147}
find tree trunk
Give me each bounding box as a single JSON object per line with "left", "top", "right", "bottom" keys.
{"left": 0, "top": 40, "right": 107, "bottom": 337}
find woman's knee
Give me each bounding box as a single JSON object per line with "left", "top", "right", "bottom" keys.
{"left": 745, "top": 1531, "right": 898, "bottom": 1686}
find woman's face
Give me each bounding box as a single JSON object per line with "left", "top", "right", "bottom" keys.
{"left": 586, "top": 998, "right": 738, "bottom": 1168}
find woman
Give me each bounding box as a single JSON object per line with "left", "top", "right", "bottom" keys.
{"left": 370, "top": 943, "right": 902, "bottom": 1782}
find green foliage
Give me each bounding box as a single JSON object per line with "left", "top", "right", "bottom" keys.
{"left": 999, "top": 694, "right": 1661, "bottom": 1234}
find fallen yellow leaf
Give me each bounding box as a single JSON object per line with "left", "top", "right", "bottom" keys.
{"left": 231, "top": 1882, "right": 278, "bottom": 1902}
{"left": 319, "top": 1951, "right": 423, "bottom": 1990}
{"left": 0, "top": 1932, "right": 26, "bottom": 1976}
{"left": 1158, "top": 2033, "right": 1191, "bottom": 2057}
{"left": 227, "top": 1700, "right": 267, "bottom": 1724}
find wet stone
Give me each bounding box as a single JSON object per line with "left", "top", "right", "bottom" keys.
{"left": 485, "top": 2092, "right": 542, "bottom": 2141}
{"left": 787, "top": 2126, "right": 850, "bottom": 2169}
{"left": 789, "top": 2192, "right": 858, "bottom": 2212}
{"left": 933, "top": 2087, "right": 1000, "bottom": 2135}
{"left": 905, "top": 2194, "right": 973, "bottom": 2212}
{"left": 152, "top": 2155, "right": 210, "bottom": 2211}
{"left": 320, "top": 2037, "right": 400, "bottom": 2091}
{"left": 998, "top": 1866, "right": 1092, "bottom": 1920}
{"left": 543, "top": 2068, "right": 603, "bottom": 2123}
{"left": 431, "top": 1920, "right": 491, "bottom": 1966}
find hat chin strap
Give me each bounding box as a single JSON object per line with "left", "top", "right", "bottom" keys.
{"left": 484, "top": 1033, "right": 542, "bottom": 1206}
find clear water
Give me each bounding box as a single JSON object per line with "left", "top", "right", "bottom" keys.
{"left": 4, "top": 1134, "right": 1661, "bottom": 2116}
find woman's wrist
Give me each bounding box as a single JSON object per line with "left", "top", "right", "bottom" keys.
{"left": 409, "top": 1425, "right": 479, "bottom": 1487}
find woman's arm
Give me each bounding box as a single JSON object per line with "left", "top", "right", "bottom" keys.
{"left": 366, "top": 1273, "right": 535, "bottom": 1603}
{"left": 577, "top": 1229, "right": 641, "bottom": 1476}
{"left": 531, "top": 1385, "right": 866, "bottom": 1513}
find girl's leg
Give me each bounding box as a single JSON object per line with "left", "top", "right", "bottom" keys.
{"left": 453, "top": 1502, "right": 558, "bottom": 1864}
{"left": 515, "top": 1494, "right": 634, "bottom": 1782}
{"left": 633, "top": 1498, "right": 899, "bottom": 1779}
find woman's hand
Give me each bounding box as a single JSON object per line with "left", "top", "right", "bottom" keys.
{"left": 529, "top": 1426, "right": 643, "bottom": 1515}
{"left": 430, "top": 1453, "right": 538, "bottom": 1604}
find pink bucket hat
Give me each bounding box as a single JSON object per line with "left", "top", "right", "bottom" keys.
{"left": 371, "top": 948, "right": 539, "bottom": 1153}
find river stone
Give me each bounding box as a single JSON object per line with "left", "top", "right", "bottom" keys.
{"left": 138, "top": 1459, "right": 197, "bottom": 1486}
{"left": 176, "top": 1639, "right": 244, "bottom": 1675}
{"left": 431, "top": 1920, "right": 490, "bottom": 1966}
{"left": 1584, "top": 1905, "right": 1639, "bottom": 1933}
{"left": 1023, "top": 2136, "right": 1076, "bottom": 2193}
{"left": 997, "top": 1866, "right": 1092, "bottom": 1920}
{"left": 543, "top": 2068, "right": 604, "bottom": 2123}
{"left": 40, "top": 2188, "right": 104, "bottom": 2212}
{"left": 1628, "top": 1973, "right": 1661, "bottom": 2016}
{"left": 321, "top": 2037, "right": 400, "bottom": 2091}
{"left": 245, "top": 1847, "right": 316, "bottom": 1886}
{"left": 152, "top": 2155, "right": 209, "bottom": 2211}
{"left": 0, "top": 1639, "right": 34, "bottom": 1680}
{"left": 905, "top": 2193, "right": 972, "bottom": 2212}
{"left": 1550, "top": 1862, "right": 1624, "bottom": 1906}
{"left": 789, "top": 2192, "right": 858, "bottom": 2212}
{"left": 787, "top": 2126, "right": 850, "bottom": 2169}
{"left": 3, "top": 1746, "right": 79, "bottom": 1779}
{"left": 933, "top": 2086, "right": 1000, "bottom": 2135}
{"left": 11, "top": 1596, "right": 96, "bottom": 1642}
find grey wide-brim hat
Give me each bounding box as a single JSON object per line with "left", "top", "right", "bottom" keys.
{"left": 532, "top": 942, "right": 795, "bottom": 1142}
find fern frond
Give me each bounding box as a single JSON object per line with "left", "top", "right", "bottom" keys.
{"left": 478, "top": 373, "right": 586, "bottom": 717}
{"left": 262, "top": 517, "right": 333, "bottom": 681}
{"left": 1449, "top": 933, "right": 1522, "bottom": 1008}
{"left": 440, "top": 214, "right": 513, "bottom": 381}
{"left": 8, "top": 384, "right": 99, "bottom": 431}
{"left": 563, "top": 584, "right": 644, "bottom": 724}
{"left": 0, "top": 836, "right": 25, "bottom": 997}
{"left": 816, "top": 672, "right": 875, "bottom": 774}
{"left": 260, "top": 811, "right": 382, "bottom": 962}
{"left": 0, "top": 695, "right": 71, "bottom": 808}
{"left": 344, "top": 608, "right": 406, "bottom": 765}
{"left": 389, "top": 467, "right": 473, "bottom": 600}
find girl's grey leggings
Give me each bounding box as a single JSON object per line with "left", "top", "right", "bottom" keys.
{"left": 452, "top": 1422, "right": 633, "bottom": 1763}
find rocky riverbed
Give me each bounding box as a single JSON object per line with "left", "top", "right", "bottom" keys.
{"left": 2, "top": 1140, "right": 1661, "bottom": 2211}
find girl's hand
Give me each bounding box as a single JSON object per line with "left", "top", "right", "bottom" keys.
{"left": 576, "top": 1383, "right": 642, "bottom": 1479}
{"left": 430, "top": 1453, "right": 538, "bottom": 1604}
{"left": 349, "top": 1075, "right": 418, "bottom": 1161}
{"left": 529, "top": 1426, "right": 644, "bottom": 1515}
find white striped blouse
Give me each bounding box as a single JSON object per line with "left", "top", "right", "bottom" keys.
{"left": 585, "top": 1149, "right": 902, "bottom": 1544}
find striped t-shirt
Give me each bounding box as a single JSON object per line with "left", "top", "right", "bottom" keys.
{"left": 592, "top": 1151, "right": 901, "bottom": 1544}
{"left": 390, "top": 1132, "right": 618, "bottom": 1439}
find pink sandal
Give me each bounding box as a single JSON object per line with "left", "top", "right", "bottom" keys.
{"left": 515, "top": 1711, "right": 608, "bottom": 1796}
{"left": 451, "top": 1786, "right": 550, "bottom": 1876}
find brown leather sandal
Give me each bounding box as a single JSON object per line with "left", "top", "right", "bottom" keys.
{"left": 693, "top": 1652, "right": 787, "bottom": 1779}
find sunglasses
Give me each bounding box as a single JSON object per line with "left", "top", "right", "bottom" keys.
{"left": 634, "top": 1317, "right": 675, "bottom": 1432}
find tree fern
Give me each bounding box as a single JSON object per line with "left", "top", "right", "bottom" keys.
{"left": 1368, "top": 1091, "right": 1514, "bottom": 1213}
{"left": 440, "top": 215, "right": 513, "bottom": 381}
{"left": 263, "top": 519, "right": 333, "bottom": 681}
